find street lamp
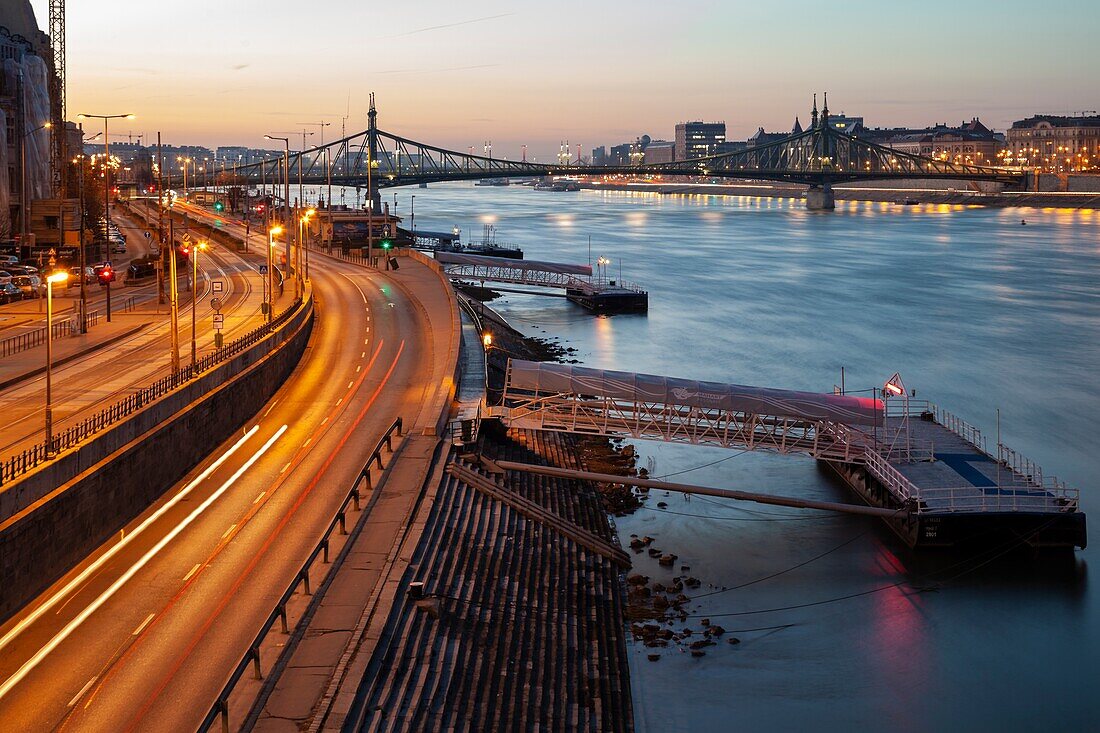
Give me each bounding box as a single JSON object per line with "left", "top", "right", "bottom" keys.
{"left": 299, "top": 208, "right": 316, "bottom": 285}
{"left": 266, "top": 225, "right": 283, "bottom": 323}
{"left": 264, "top": 135, "right": 291, "bottom": 288}
{"left": 78, "top": 113, "right": 134, "bottom": 263}
{"left": 20, "top": 120, "right": 51, "bottom": 248}
{"left": 44, "top": 270, "right": 69, "bottom": 453}
{"left": 191, "top": 240, "right": 208, "bottom": 367}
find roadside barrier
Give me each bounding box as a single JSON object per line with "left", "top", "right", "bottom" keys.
{"left": 197, "top": 417, "right": 404, "bottom": 733}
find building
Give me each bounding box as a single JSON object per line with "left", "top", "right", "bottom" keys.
{"left": 591, "top": 146, "right": 607, "bottom": 166}
{"left": 1004, "top": 115, "right": 1100, "bottom": 171}
{"left": 744, "top": 127, "right": 789, "bottom": 150}
{"left": 674, "top": 121, "right": 725, "bottom": 160}
{"left": 0, "top": 2, "right": 54, "bottom": 243}
{"left": 642, "top": 141, "right": 674, "bottom": 164}
{"left": 875, "top": 119, "right": 1000, "bottom": 166}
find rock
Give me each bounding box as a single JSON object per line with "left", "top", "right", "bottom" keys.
{"left": 658, "top": 554, "right": 677, "bottom": 566}
{"left": 653, "top": 595, "right": 669, "bottom": 610}
{"left": 627, "top": 574, "right": 649, "bottom": 586}
{"left": 728, "top": 637, "right": 741, "bottom": 645}
{"left": 657, "top": 502, "right": 668, "bottom": 509}
{"left": 681, "top": 628, "right": 693, "bottom": 637}
{"left": 709, "top": 625, "right": 726, "bottom": 637}
{"left": 629, "top": 538, "right": 646, "bottom": 551}
{"left": 690, "top": 650, "right": 706, "bottom": 658}
{"left": 648, "top": 548, "right": 662, "bottom": 558}
{"left": 641, "top": 536, "right": 655, "bottom": 546}
{"left": 685, "top": 577, "right": 701, "bottom": 588}
{"left": 653, "top": 582, "right": 666, "bottom": 593}
{"left": 681, "top": 565, "right": 691, "bottom": 572}
{"left": 622, "top": 445, "right": 636, "bottom": 458}
{"left": 689, "top": 639, "right": 715, "bottom": 650}
{"left": 647, "top": 654, "right": 661, "bottom": 662}
{"left": 701, "top": 618, "right": 711, "bottom": 627}
{"left": 658, "top": 628, "right": 674, "bottom": 640}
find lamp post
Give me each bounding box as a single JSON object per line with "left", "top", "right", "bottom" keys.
{"left": 411, "top": 194, "right": 415, "bottom": 238}
{"left": 264, "top": 135, "right": 291, "bottom": 287}
{"left": 78, "top": 113, "right": 135, "bottom": 264}
{"left": 266, "top": 225, "right": 282, "bottom": 323}
{"left": 45, "top": 271, "right": 69, "bottom": 453}
{"left": 191, "top": 239, "right": 208, "bottom": 368}
{"left": 299, "top": 208, "right": 316, "bottom": 286}
{"left": 20, "top": 120, "right": 51, "bottom": 249}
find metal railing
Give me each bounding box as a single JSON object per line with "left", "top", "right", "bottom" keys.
{"left": 197, "top": 417, "right": 404, "bottom": 733}
{"left": 913, "top": 485, "right": 1079, "bottom": 514}
{"left": 863, "top": 448, "right": 920, "bottom": 504}
{"left": 932, "top": 404, "right": 988, "bottom": 454}
{"left": 0, "top": 299, "right": 304, "bottom": 486}
{"left": 0, "top": 311, "right": 102, "bottom": 358}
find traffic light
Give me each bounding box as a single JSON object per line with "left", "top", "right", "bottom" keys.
{"left": 213, "top": 201, "right": 224, "bottom": 212}
{"left": 380, "top": 238, "right": 393, "bottom": 251}
{"left": 97, "top": 265, "right": 113, "bottom": 285}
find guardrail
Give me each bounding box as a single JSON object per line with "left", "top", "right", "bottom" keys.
{"left": 932, "top": 404, "right": 988, "bottom": 455}
{"left": 0, "top": 310, "right": 102, "bottom": 358}
{"left": 197, "top": 417, "right": 404, "bottom": 733}
{"left": 914, "top": 485, "right": 1079, "bottom": 514}
{"left": 0, "top": 299, "right": 303, "bottom": 486}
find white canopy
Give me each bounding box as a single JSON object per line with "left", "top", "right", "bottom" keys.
{"left": 506, "top": 360, "right": 883, "bottom": 426}
{"left": 435, "top": 251, "right": 592, "bottom": 276}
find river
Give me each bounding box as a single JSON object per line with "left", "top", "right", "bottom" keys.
{"left": 341, "top": 183, "right": 1099, "bottom": 731}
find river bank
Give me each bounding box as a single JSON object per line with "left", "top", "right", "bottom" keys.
{"left": 578, "top": 180, "right": 1100, "bottom": 209}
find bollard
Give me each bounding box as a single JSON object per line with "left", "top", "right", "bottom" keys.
{"left": 352, "top": 487, "right": 361, "bottom": 511}
{"left": 322, "top": 539, "right": 330, "bottom": 564}
{"left": 338, "top": 511, "right": 347, "bottom": 535}
{"left": 301, "top": 570, "right": 311, "bottom": 596}
{"left": 251, "top": 648, "right": 263, "bottom": 680}
{"left": 279, "top": 606, "right": 289, "bottom": 634}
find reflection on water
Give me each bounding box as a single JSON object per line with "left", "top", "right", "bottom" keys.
{"left": 342, "top": 182, "right": 1100, "bottom": 730}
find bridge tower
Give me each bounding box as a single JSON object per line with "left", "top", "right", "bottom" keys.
{"left": 367, "top": 93, "right": 381, "bottom": 214}
{"left": 806, "top": 92, "right": 836, "bottom": 211}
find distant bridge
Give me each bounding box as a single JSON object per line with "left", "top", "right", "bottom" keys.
{"left": 172, "top": 95, "right": 1024, "bottom": 210}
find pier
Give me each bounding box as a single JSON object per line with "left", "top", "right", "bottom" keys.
{"left": 490, "top": 360, "right": 1086, "bottom": 550}
{"left": 435, "top": 251, "right": 649, "bottom": 313}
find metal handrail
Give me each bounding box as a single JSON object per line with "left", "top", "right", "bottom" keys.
{"left": 863, "top": 449, "right": 920, "bottom": 504}
{"left": 913, "top": 485, "right": 1079, "bottom": 514}
{"left": 932, "top": 404, "right": 987, "bottom": 455}
{"left": 197, "top": 417, "right": 404, "bottom": 733}
{"left": 0, "top": 298, "right": 305, "bottom": 486}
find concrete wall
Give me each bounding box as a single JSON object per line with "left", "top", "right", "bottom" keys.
{"left": 0, "top": 296, "right": 314, "bottom": 623}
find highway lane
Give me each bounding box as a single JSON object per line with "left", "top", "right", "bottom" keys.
{"left": 0, "top": 235, "right": 276, "bottom": 459}
{"left": 0, "top": 252, "right": 446, "bottom": 730}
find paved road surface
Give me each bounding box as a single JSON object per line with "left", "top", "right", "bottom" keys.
{"left": 0, "top": 250, "right": 451, "bottom": 731}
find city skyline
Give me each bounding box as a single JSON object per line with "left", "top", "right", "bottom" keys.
{"left": 31, "top": 0, "right": 1099, "bottom": 157}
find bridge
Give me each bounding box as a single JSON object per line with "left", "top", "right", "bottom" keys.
{"left": 171, "top": 94, "right": 1026, "bottom": 210}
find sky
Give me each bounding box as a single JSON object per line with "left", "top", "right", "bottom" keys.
{"left": 29, "top": 0, "right": 1100, "bottom": 158}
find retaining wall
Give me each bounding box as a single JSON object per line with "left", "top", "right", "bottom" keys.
{"left": 0, "top": 294, "right": 314, "bottom": 623}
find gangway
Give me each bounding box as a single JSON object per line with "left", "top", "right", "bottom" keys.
{"left": 487, "top": 360, "right": 1085, "bottom": 549}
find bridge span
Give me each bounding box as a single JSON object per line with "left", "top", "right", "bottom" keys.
{"left": 170, "top": 95, "right": 1026, "bottom": 211}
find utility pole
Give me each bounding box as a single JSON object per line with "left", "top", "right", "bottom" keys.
{"left": 157, "top": 132, "right": 166, "bottom": 305}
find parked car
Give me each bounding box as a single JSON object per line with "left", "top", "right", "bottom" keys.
{"left": 111, "top": 241, "right": 127, "bottom": 254}
{"left": 0, "top": 255, "right": 19, "bottom": 267}
{"left": 0, "top": 270, "right": 11, "bottom": 286}
{"left": 0, "top": 282, "right": 21, "bottom": 303}
{"left": 12, "top": 275, "right": 43, "bottom": 298}
{"left": 5, "top": 265, "right": 35, "bottom": 277}
{"left": 128, "top": 259, "right": 155, "bottom": 279}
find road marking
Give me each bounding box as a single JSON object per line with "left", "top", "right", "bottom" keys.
{"left": 356, "top": 365, "right": 361, "bottom": 373}
{"left": 68, "top": 676, "right": 98, "bottom": 707}
{"left": 254, "top": 491, "right": 266, "bottom": 504}
{"left": 0, "top": 426, "right": 261, "bottom": 660}
{"left": 0, "top": 426, "right": 286, "bottom": 704}
{"left": 364, "top": 338, "right": 368, "bottom": 345}
{"left": 303, "top": 438, "right": 312, "bottom": 447}
{"left": 336, "top": 398, "right": 342, "bottom": 406}
{"left": 347, "top": 381, "right": 353, "bottom": 389}
{"left": 264, "top": 399, "right": 280, "bottom": 417}
{"left": 321, "top": 417, "right": 329, "bottom": 425}
{"left": 221, "top": 524, "right": 237, "bottom": 540}
{"left": 361, "top": 351, "right": 366, "bottom": 358}
{"left": 182, "top": 564, "right": 201, "bottom": 582}
{"left": 132, "top": 613, "right": 155, "bottom": 637}
{"left": 280, "top": 462, "right": 291, "bottom": 474}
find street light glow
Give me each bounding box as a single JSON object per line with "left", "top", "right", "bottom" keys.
{"left": 46, "top": 272, "right": 69, "bottom": 284}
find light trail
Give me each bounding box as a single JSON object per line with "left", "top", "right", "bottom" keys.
{"left": 0, "top": 425, "right": 261, "bottom": 657}
{"left": 0, "top": 425, "right": 287, "bottom": 702}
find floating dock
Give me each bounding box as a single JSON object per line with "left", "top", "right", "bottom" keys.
{"left": 491, "top": 361, "right": 1086, "bottom": 551}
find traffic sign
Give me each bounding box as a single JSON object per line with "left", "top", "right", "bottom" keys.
{"left": 212, "top": 279, "right": 225, "bottom": 294}
{"left": 213, "top": 313, "right": 224, "bottom": 330}
{"left": 144, "top": 231, "right": 151, "bottom": 239}
{"left": 210, "top": 297, "right": 222, "bottom": 311}
{"left": 259, "top": 265, "right": 268, "bottom": 274}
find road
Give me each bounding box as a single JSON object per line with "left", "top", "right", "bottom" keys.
{"left": 0, "top": 241, "right": 450, "bottom": 730}
{"left": 0, "top": 208, "right": 273, "bottom": 459}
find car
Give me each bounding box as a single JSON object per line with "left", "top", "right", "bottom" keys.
{"left": 67, "top": 266, "right": 96, "bottom": 285}
{"left": 0, "top": 270, "right": 11, "bottom": 286}
{"left": 0, "top": 282, "right": 21, "bottom": 303}
{"left": 111, "top": 242, "right": 127, "bottom": 254}
{"left": 92, "top": 264, "right": 117, "bottom": 283}
{"left": 5, "top": 265, "right": 35, "bottom": 276}
{"left": 12, "top": 275, "right": 43, "bottom": 299}
{"left": 0, "top": 255, "right": 18, "bottom": 267}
